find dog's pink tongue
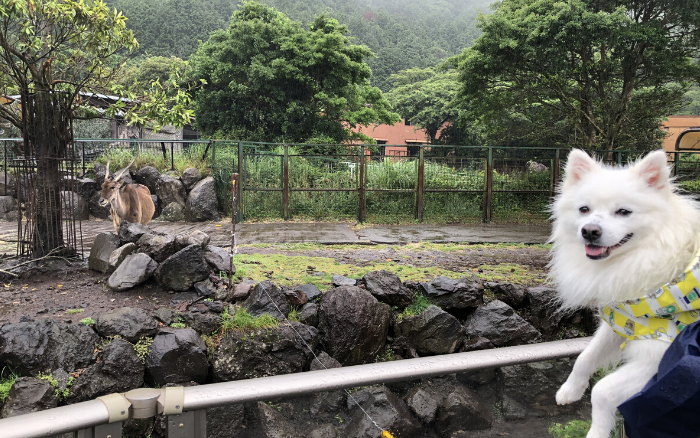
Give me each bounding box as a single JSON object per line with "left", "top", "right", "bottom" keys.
{"left": 585, "top": 245, "right": 604, "bottom": 256}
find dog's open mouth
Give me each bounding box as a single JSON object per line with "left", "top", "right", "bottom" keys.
{"left": 585, "top": 233, "right": 633, "bottom": 260}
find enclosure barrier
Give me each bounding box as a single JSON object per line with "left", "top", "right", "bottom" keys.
{"left": 0, "top": 337, "right": 590, "bottom": 438}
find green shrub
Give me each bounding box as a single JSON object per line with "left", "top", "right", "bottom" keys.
{"left": 549, "top": 420, "right": 591, "bottom": 438}
{"left": 397, "top": 294, "right": 432, "bottom": 322}
{"left": 79, "top": 317, "right": 96, "bottom": 326}
{"left": 0, "top": 368, "right": 18, "bottom": 403}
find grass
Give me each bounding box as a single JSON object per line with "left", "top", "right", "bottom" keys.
{"left": 132, "top": 337, "right": 154, "bottom": 364}
{"left": 79, "top": 317, "right": 96, "bottom": 326}
{"left": 549, "top": 420, "right": 591, "bottom": 438}
{"left": 220, "top": 306, "right": 280, "bottom": 333}
{"left": 36, "top": 371, "right": 74, "bottom": 401}
{"left": 92, "top": 144, "right": 211, "bottom": 178}
{"left": 239, "top": 241, "right": 552, "bottom": 252}
{"left": 396, "top": 294, "right": 432, "bottom": 322}
{"left": 0, "top": 368, "right": 18, "bottom": 403}
{"left": 67, "top": 308, "right": 85, "bottom": 315}
{"left": 287, "top": 307, "right": 301, "bottom": 322}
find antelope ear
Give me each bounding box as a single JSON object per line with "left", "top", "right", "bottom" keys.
{"left": 564, "top": 149, "right": 599, "bottom": 185}
{"left": 632, "top": 150, "right": 669, "bottom": 190}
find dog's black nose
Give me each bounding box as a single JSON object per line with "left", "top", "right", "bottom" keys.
{"left": 581, "top": 224, "right": 602, "bottom": 241}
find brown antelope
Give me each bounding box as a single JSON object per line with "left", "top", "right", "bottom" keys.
{"left": 99, "top": 158, "right": 155, "bottom": 233}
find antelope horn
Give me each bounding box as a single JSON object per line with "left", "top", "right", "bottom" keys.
{"left": 105, "top": 158, "right": 111, "bottom": 179}
{"left": 114, "top": 157, "right": 136, "bottom": 181}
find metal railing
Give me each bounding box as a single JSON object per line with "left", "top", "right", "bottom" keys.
{"left": 0, "top": 337, "right": 590, "bottom": 438}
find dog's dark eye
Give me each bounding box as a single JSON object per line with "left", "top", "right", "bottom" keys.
{"left": 579, "top": 206, "right": 590, "bottom": 214}
{"left": 616, "top": 209, "right": 632, "bottom": 216}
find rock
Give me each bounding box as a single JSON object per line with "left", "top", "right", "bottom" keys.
{"left": 118, "top": 221, "right": 151, "bottom": 244}
{"left": 362, "top": 270, "right": 414, "bottom": 308}
{"left": 318, "top": 286, "right": 391, "bottom": 366}
{"left": 212, "top": 322, "right": 318, "bottom": 382}
{"left": 420, "top": 276, "right": 483, "bottom": 310}
{"left": 107, "top": 253, "right": 158, "bottom": 291}
{"left": 463, "top": 300, "right": 542, "bottom": 346}
{"left": 527, "top": 286, "right": 564, "bottom": 334}
{"left": 484, "top": 282, "right": 527, "bottom": 308}
{"left": 393, "top": 305, "right": 464, "bottom": 356}
{"left": 0, "top": 196, "right": 17, "bottom": 220}
{"left": 405, "top": 387, "right": 440, "bottom": 424}
{"left": 160, "top": 202, "right": 185, "bottom": 221}
{"left": 250, "top": 401, "right": 299, "bottom": 437}
{"left": 436, "top": 385, "right": 493, "bottom": 434}
{"left": 283, "top": 287, "right": 308, "bottom": 306}
{"left": 501, "top": 358, "right": 581, "bottom": 420}
{"left": 65, "top": 176, "right": 97, "bottom": 200}
{"left": 203, "top": 245, "right": 232, "bottom": 273}
{"left": 145, "top": 328, "right": 208, "bottom": 385}
{"left": 88, "top": 232, "right": 121, "bottom": 273}
{"left": 153, "top": 308, "right": 175, "bottom": 326}
{"left": 156, "top": 174, "right": 186, "bottom": 208}
{"left": 88, "top": 191, "right": 110, "bottom": 219}
{"left": 155, "top": 244, "right": 210, "bottom": 292}
{"left": 332, "top": 274, "right": 356, "bottom": 287}
{"left": 151, "top": 194, "right": 161, "bottom": 219}
{"left": 137, "top": 233, "right": 177, "bottom": 263}
{"left": 94, "top": 163, "right": 106, "bottom": 187}
{"left": 459, "top": 336, "right": 494, "bottom": 352}
{"left": 194, "top": 279, "right": 216, "bottom": 297}
{"left": 181, "top": 167, "right": 203, "bottom": 191}
{"left": 176, "top": 230, "right": 210, "bottom": 250}
{"left": 60, "top": 191, "right": 89, "bottom": 220}
{"left": 0, "top": 320, "right": 98, "bottom": 375}
{"left": 299, "top": 302, "right": 319, "bottom": 327}
{"left": 231, "top": 279, "right": 255, "bottom": 300}
{"left": 346, "top": 387, "right": 422, "bottom": 438}
{"left": 94, "top": 307, "right": 159, "bottom": 343}
{"left": 0, "top": 171, "right": 16, "bottom": 197}
{"left": 134, "top": 166, "right": 161, "bottom": 194}
{"left": 0, "top": 378, "right": 56, "bottom": 419}
{"left": 310, "top": 424, "right": 336, "bottom": 438}
{"left": 309, "top": 350, "right": 342, "bottom": 371}
{"left": 180, "top": 312, "right": 221, "bottom": 335}
{"left": 297, "top": 284, "right": 322, "bottom": 301}
{"left": 207, "top": 404, "right": 245, "bottom": 438}
{"left": 68, "top": 338, "right": 144, "bottom": 403}
{"left": 242, "top": 281, "right": 288, "bottom": 319}
{"left": 4, "top": 210, "right": 18, "bottom": 222}
{"left": 108, "top": 243, "right": 138, "bottom": 271}
{"left": 185, "top": 177, "right": 221, "bottom": 222}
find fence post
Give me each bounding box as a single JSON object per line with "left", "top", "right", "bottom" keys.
{"left": 3, "top": 141, "right": 6, "bottom": 196}
{"left": 484, "top": 147, "right": 493, "bottom": 223}
{"left": 552, "top": 148, "right": 560, "bottom": 195}
{"left": 170, "top": 143, "right": 174, "bottom": 170}
{"left": 358, "top": 146, "right": 365, "bottom": 223}
{"left": 211, "top": 140, "right": 216, "bottom": 168}
{"left": 81, "top": 142, "right": 86, "bottom": 176}
{"left": 237, "top": 142, "right": 243, "bottom": 223}
{"left": 416, "top": 147, "right": 424, "bottom": 222}
{"left": 616, "top": 151, "right": 622, "bottom": 166}
{"left": 283, "top": 144, "right": 289, "bottom": 221}
{"left": 673, "top": 152, "right": 680, "bottom": 177}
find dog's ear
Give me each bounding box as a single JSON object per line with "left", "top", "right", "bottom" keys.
{"left": 564, "top": 149, "right": 599, "bottom": 185}
{"left": 633, "top": 150, "right": 669, "bottom": 190}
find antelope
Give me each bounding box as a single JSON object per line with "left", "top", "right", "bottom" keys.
{"left": 99, "top": 158, "right": 156, "bottom": 233}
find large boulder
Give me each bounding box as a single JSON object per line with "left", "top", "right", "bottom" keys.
{"left": 176, "top": 230, "right": 210, "bottom": 250}
{"left": 0, "top": 171, "right": 16, "bottom": 197}
{"left": 435, "top": 385, "right": 493, "bottom": 434}
{"left": 137, "top": 233, "right": 178, "bottom": 263}
{"left": 185, "top": 177, "right": 221, "bottom": 222}
{"left": 318, "top": 285, "right": 391, "bottom": 366}
{"left": 145, "top": 328, "right": 208, "bottom": 385}
{"left": 362, "top": 270, "right": 414, "bottom": 308}
{"left": 484, "top": 282, "right": 527, "bottom": 308}
{"left": 155, "top": 244, "right": 210, "bottom": 292}
{"left": 64, "top": 176, "right": 97, "bottom": 200}
{"left": 180, "top": 167, "right": 203, "bottom": 191}
{"left": 203, "top": 245, "right": 232, "bottom": 273}
{"left": 0, "top": 378, "right": 56, "bottom": 419}
{"left": 299, "top": 302, "right": 319, "bottom": 327}
{"left": 94, "top": 307, "right": 159, "bottom": 343}
{"left": 134, "top": 166, "right": 161, "bottom": 194}
{"left": 331, "top": 275, "right": 356, "bottom": 287}
{"left": 405, "top": 387, "right": 440, "bottom": 424}
{"left": 212, "top": 322, "right": 318, "bottom": 382}
{"left": 108, "top": 243, "right": 138, "bottom": 272}
{"left": 345, "top": 387, "right": 423, "bottom": 438}
{"left": 241, "top": 281, "right": 288, "bottom": 319}
{"left": 160, "top": 202, "right": 185, "bottom": 222}
{"left": 0, "top": 320, "right": 98, "bottom": 375}
{"left": 393, "top": 305, "right": 464, "bottom": 356}
{"left": 88, "top": 192, "right": 110, "bottom": 219}
{"left": 93, "top": 162, "right": 106, "bottom": 187}
{"left": 107, "top": 253, "right": 158, "bottom": 291}
{"left": 463, "top": 300, "right": 542, "bottom": 346}
{"left": 118, "top": 221, "right": 151, "bottom": 244}
{"left": 67, "top": 338, "right": 144, "bottom": 403}
{"left": 420, "top": 276, "right": 483, "bottom": 310}
{"left": 60, "top": 191, "right": 89, "bottom": 220}
{"left": 156, "top": 175, "right": 186, "bottom": 208}
{"left": 88, "top": 232, "right": 121, "bottom": 273}
{"left": 527, "top": 286, "right": 564, "bottom": 335}
{"left": 0, "top": 196, "right": 17, "bottom": 220}
{"left": 297, "top": 284, "right": 322, "bottom": 301}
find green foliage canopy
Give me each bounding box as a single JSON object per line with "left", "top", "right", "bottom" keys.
{"left": 189, "top": 1, "right": 399, "bottom": 143}
{"left": 452, "top": 0, "right": 700, "bottom": 151}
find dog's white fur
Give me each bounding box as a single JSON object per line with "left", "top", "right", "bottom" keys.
{"left": 550, "top": 149, "right": 700, "bottom": 438}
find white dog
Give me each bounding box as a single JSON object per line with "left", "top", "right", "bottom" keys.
{"left": 550, "top": 149, "right": 700, "bottom": 438}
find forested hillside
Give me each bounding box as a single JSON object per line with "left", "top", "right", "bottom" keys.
{"left": 107, "top": 0, "right": 492, "bottom": 90}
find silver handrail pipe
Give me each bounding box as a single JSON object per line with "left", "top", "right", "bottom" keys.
{"left": 0, "top": 337, "right": 590, "bottom": 438}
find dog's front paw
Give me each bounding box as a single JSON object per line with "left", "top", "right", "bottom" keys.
{"left": 556, "top": 379, "right": 587, "bottom": 405}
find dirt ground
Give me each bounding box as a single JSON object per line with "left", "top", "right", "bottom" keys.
{"left": 0, "top": 243, "right": 551, "bottom": 326}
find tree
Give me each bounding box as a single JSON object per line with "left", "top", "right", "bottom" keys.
{"left": 452, "top": 0, "right": 700, "bottom": 151}
{"left": 189, "top": 1, "right": 399, "bottom": 143}
{"left": 385, "top": 67, "right": 481, "bottom": 146}
{"left": 0, "top": 0, "right": 192, "bottom": 256}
